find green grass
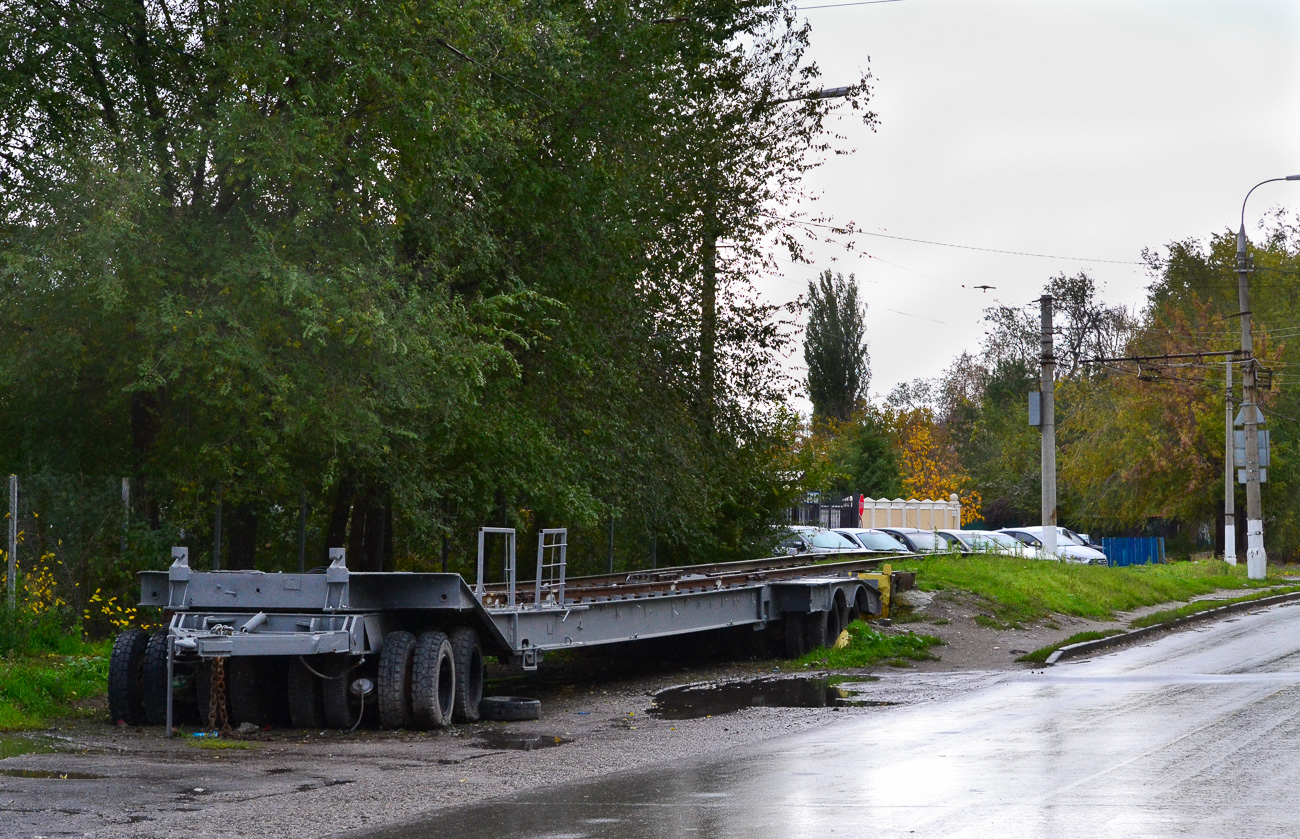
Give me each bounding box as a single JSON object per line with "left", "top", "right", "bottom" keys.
{"left": 188, "top": 738, "right": 258, "bottom": 750}
{"left": 0, "top": 640, "right": 110, "bottom": 731}
{"left": 1127, "top": 585, "right": 1300, "bottom": 629}
{"left": 1017, "top": 630, "right": 1126, "bottom": 663}
{"left": 793, "top": 620, "right": 943, "bottom": 668}
{"left": 897, "top": 556, "right": 1279, "bottom": 625}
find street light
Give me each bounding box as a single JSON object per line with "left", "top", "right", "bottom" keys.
{"left": 1234, "top": 174, "right": 1299, "bottom": 579}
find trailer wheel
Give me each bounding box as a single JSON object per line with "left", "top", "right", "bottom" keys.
{"left": 287, "top": 657, "right": 325, "bottom": 729}
{"left": 108, "top": 628, "right": 149, "bottom": 725}
{"left": 479, "top": 696, "right": 541, "bottom": 722}
{"left": 783, "top": 615, "right": 807, "bottom": 658}
{"left": 802, "top": 611, "right": 831, "bottom": 651}
{"left": 227, "top": 657, "right": 269, "bottom": 726}
{"left": 141, "top": 630, "right": 171, "bottom": 726}
{"left": 322, "top": 657, "right": 360, "bottom": 729}
{"left": 378, "top": 630, "right": 417, "bottom": 729}
{"left": 449, "top": 627, "right": 484, "bottom": 723}
{"left": 411, "top": 631, "right": 455, "bottom": 729}
{"left": 825, "top": 605, "right": 845, "bottom": 648}
{"left": 833, "top": 591, "right": 850, "bottom": 637}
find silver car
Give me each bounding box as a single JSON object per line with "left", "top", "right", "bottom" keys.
{"left": 775, "top": 526, "right": 861, "bottom": 556}
{"left": 833, "top": 528, "right": 912, "bottom": 554}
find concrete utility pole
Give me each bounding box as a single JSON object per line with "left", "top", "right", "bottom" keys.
{"left": 1040, "top": 295, "right": 1057, "bottom": 556}
{"left": 1236, "top": 228, "right": 1266, "bottom": 578}
{"left": 1224, "top": 359, "right": 1236, "bottom": 565}
{"left": 1235, "top": 229, "right": 1265, "bottom": 578}
{"left": 1235, "top": 175, "right": 1298, "bottom": 578}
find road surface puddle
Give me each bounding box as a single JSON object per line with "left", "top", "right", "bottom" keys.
{"left": 0, "top": 768, "right": 104, "bottom": 779}
{"left": 476, "top": 732, "right": 571, "bottom": 751}
{"left": 0, "top": 735, "right": 63, "bottom": 760}
{"left": 651, "top": 676, "right": 893, "bottom": 719}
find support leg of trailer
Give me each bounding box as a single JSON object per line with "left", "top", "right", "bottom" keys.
{"left": 165, "top": 634, "right": 175, "bottom": 738}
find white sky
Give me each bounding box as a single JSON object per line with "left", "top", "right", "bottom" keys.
{"left": 764, "top": 0, "right": 1300, "bottom": 405}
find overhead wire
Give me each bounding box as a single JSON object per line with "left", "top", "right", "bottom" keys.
{"left": 761, "top": 212, "right": 1146, "bottom": 265}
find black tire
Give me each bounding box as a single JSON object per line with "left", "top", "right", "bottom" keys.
{"left": 322, "top": 657, "right": 360, "bottom": 729}
{"left": 449, "top": 627, "right": 484, "bottom": 723}
{"left": 378, "top": 630, "right": 417, "bottom": 729}
{"left": 411, "top": 631, "right": 455, "bottom": 730}
{"left": 108, "top": 628, "right": 149, "bottom": 725}
{"left": 479, "top": 696, "right": 541, "bottom": 722}
{"left": 226, "top": 657, "right": 269, "bottom": 726}
{"left": 783, "top": 615, "right": 807, "bottom": 658}
{"left": 802, "top": 611, "right": 828, "bottom": 652}
{"left": 141, "top": 630, "right": 171, "bottom": 726}
{"left": 287, "top": 657, "right": 326, "bottom": 730}
{"left": 825, "top": 605, "right": 845, "bottom": 648}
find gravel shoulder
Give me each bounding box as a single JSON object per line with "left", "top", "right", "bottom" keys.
{"left": 0, "top": 585, "right": 1277, "bottom": 839}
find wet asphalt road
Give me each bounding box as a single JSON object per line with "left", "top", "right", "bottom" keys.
{"left": 347, "top": 601, "right": 1300, "bottom": 839}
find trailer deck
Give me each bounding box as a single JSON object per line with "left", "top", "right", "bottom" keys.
{"left": 114, "top": 528, "right": 912, "bottom": 733}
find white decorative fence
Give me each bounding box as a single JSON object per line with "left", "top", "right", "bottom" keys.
{"left": 790, "top": 492, "right": 963, "bottom": 531}
{"left": 857, "top": 493, "right": 963, "bottom": 531}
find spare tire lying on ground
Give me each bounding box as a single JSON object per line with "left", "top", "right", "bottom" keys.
{"left": 479, "top": 696, "right": 541, "bottom": 722}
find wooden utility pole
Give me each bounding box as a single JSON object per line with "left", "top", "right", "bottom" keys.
{"left": 1040, "top": 295, "right": 1057, "bottom": 556}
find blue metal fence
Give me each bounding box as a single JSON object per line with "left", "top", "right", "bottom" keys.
{"left": 1101, "top": 537, "right": 1165, "bottom": 567}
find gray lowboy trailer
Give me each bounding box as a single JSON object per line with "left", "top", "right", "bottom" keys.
{"left": 108, "top": 527, "right": 897, "bottom": 734}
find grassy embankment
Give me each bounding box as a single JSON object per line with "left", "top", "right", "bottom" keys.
{"left": 0, "top": 637, "right": 109, "bottom": 730}
{"left": 892, "top": 554, "right": 1297, "bottom": 663}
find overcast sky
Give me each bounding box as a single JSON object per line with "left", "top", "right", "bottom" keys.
{"left": 764, "top": 0, "right": 1300, "bottom": 405}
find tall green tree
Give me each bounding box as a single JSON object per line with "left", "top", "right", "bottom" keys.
{"left": 804, "top": 270, "right": 869, "bottom": 423}
{"left": 0, "top": 0, "right": 873, "bottom": 590}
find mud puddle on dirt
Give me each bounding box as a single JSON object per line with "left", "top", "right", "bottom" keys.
{"left": 650, "top": 676, "right": 894, "bottom": 719}
{"left": 476, "top": 732, "right": 572, "bottom": 751}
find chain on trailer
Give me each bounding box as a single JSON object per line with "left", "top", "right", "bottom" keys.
{"left": 207, "top": 655, "right": 232, "bottom": 736}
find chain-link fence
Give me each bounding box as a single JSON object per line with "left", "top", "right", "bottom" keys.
{"left": 4, "top": 474, "right": 137, "bottom": 633}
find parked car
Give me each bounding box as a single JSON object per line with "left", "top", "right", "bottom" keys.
{"left": 939, "top": 529, "right": 1057, "bottom": 560}
{"left": 934, "top": 529, "right": 974, "bottom": 554}
{"left": 998, "top": 526, "right": 1108, "bottom": 565}
{"left": 875, "top": 527, "right": 948, "bottom": 554}
{"left": 832, "top": 528, "right": 913, "bottom": 554}
{"left": 775, "top": 526, "right": 862, "bottom": 556}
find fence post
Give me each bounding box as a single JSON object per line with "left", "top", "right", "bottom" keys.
{"left": 121, "top": 477, "right": 131, "bottom": 554}
{"left": 7, "top": 475, "right": 16, "bottom": 609}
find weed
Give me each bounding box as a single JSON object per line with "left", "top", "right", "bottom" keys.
{"left": 0, "top": 643, "right": 110, "bottom": 730}
{"left": 794, "top": 620, "right": 942, "bottom": 668}
{"left": 189, "top": 739, "right": 257, "bottom": 750}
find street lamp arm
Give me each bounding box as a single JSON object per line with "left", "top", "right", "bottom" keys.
{"left": 1239, "top": 175, "right": 1300, "bottom": 246}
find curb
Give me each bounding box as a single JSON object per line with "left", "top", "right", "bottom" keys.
{"left": 1044, "top": 588, "right": 1300, "bottom": 666}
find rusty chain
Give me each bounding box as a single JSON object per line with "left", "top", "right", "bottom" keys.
{"left": 207, "top": 656, "right": 233, "bottom": 736}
